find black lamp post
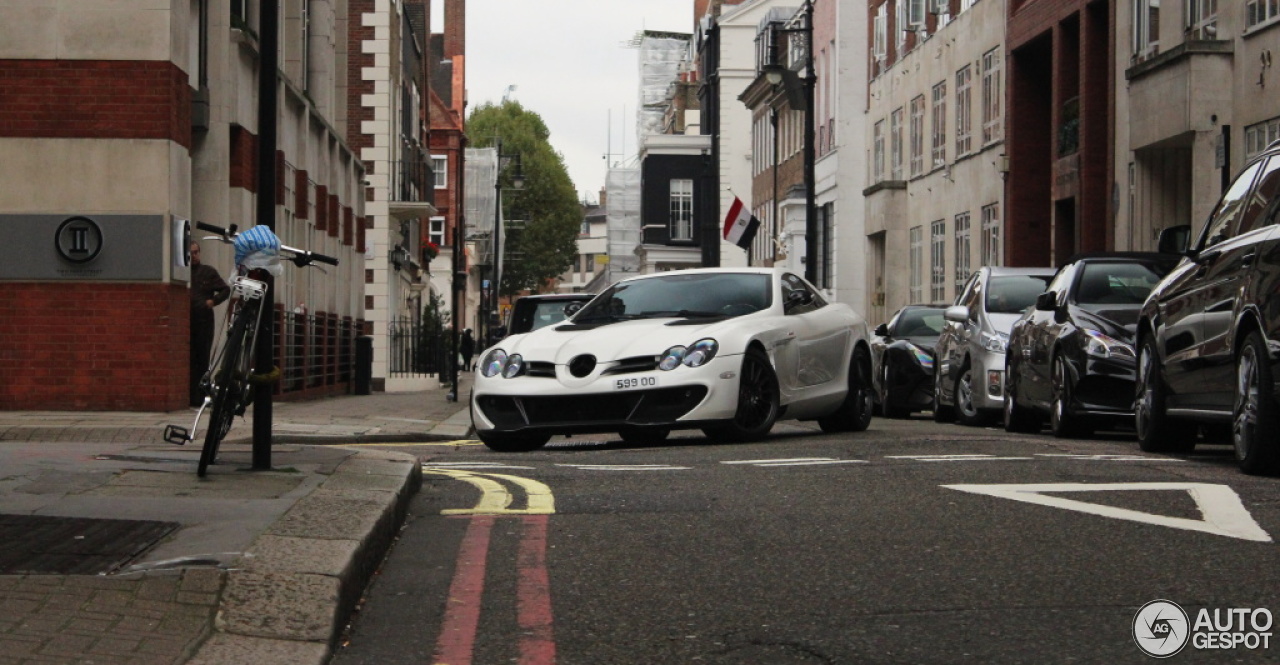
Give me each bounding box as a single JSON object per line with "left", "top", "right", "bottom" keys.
{"left": 762, "top": 0, "right": 816, "bottom": 284}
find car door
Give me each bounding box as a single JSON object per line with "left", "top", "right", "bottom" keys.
{"left": 1196, "top": 156, "right": 1280, "bottom": 406}
{"left": 938, "top": 271, "right": 982, "bottom": 403}
{"left": 781, "top": 273, "right": 846, "bottom": 391}
{"left": 1025, "top": 264, "right": 1077, "bottom": 409}
{"left": 1158, "top": 158, "right": 1266, "bottom": 407}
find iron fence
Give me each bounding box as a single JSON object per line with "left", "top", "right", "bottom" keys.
{"left": 388, "top": 317, "right": 454, "bottom": 377}
{"left": 270, "top": 307, "right": 362, "bottom": 397}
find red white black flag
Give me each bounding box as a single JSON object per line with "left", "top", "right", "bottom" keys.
{"left": 722, "top": 196, "right": 761, "bottom": 250}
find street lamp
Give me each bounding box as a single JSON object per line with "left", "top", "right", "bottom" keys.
{"left": 761, "top": 0, "right": 816, "bottom": 284}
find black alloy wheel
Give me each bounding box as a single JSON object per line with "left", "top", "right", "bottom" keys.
{"left": 706, "top": 347, "right": 779, "bottom": 442}
{"left": 1233, "top": 330, "right": 1280, "bottom": 475}
{"left": 820, "top": 347, "right": 874, "bottom": 432}
{"left": 1134, "top": 335, "right": 1194, "bottom": 453}
{"left": 1050, "top": 354, "right": 1091, "bottom": 438}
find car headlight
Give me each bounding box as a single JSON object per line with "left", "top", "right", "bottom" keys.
{"left": 907, "top": 343, "right": 935, "bottom": 369}
{"left": 683, "top": 339, "right": 718, "bottom": 367}
{"left": 659, "top": 346, "right": 687, "bottom": 371}
{"left": 480, "top": 349, "right": 508, "bottom": 378}
{"left": 1083, "top": 329, "right": 1135, "bottom": 359}
{"left": 980, "top": 331, "right": 1008, "bottom": 354}
{"left": 502, "top": 354, "right": 525, "bottom": 378}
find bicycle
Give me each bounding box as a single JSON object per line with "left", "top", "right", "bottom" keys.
{"left": 164, "top": 222, "right": 338, "bottom": 476}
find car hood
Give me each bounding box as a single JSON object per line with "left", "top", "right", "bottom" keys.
{"left": 1071, "top": 305, "right": 1141, "bottom": 340}
{"left": 497, "top": 317, "right": 740, "bottom": 363}
{"left": 897, "top": 334, "right": 941, "bottom": 352}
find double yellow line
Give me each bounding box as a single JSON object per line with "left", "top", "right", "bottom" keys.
{"left": 423, "top": 468, "right": 556, "bottom": 515}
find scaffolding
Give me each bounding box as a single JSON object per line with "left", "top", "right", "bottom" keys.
{"left": 464, "top": 147, "right": 497, "bottom": 265}
{"left": 603, "top": 166, "right": 641, "bottom": 284}
{"left": 636, "top": 31, "right": 692, "bottom": 142}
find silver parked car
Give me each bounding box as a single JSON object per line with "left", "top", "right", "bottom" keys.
{"left": 933, "top": 266, "right": 1055, "bottom": 426}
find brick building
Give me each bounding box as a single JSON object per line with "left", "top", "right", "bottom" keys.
{"left": 0, "top": 0, "right": 366, "bottom": 411}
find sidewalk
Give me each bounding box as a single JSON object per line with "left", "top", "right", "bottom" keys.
{"left": 0, "top": 372, "right": 474, "bottom": 665}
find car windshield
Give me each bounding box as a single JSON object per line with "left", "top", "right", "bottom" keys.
{"left": 986, "top": 275, "right": 1052, "bottom": 314}
{"left": 1074, "top": 262, "right": 1170, "bottom": 306}
{"left": 896, "top": 309, "right": 945, "bottom": 336}
{"left": 574, "top": 272, "right": 772, "bottom": 322}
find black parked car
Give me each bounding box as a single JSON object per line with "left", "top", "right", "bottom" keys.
{"left": 1004, "top": 254, "right": 1178, "bottom": 437}
{"left": 871, "top": 305, "right": 947, "bottom": 418}
{"left": 1135, "top": 139, "right": 1280, "bottom": 474}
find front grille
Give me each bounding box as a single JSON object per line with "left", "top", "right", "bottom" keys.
{"left": 603, "top": 355, "right": 660, "bottom": 375}
{"left": 525, "top": 361, "right": 556, "bottom": 378}
{"left": 477, "top": 386, "right": 709, "bottom": 430}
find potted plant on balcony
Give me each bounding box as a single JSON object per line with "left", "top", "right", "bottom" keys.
{"left": 422, "top": 242, "right": 440, "bottom": 264}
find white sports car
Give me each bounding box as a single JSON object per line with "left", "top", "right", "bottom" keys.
{"left": 470, "top": 268, "right": 874, "bottom": 451}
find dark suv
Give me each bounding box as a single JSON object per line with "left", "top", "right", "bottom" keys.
{"left": 1135, "top": 140, "right": 1280, "bottom": 474}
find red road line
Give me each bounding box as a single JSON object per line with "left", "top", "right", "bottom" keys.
{"left": 431, "top": 515, "right": 495, "bottom": 665}
{"left": 517, "top": 515, "right": 557, "bottom": 665}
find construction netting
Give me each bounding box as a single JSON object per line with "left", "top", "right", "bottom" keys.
{"left": 604, "top": 166, "right": 641, "bottom": 282}
{"left": 637, "top": 31, "right": 691, "bottom": 141}
{"left": 464, "top": 147, "right": 497, "bottom": 265}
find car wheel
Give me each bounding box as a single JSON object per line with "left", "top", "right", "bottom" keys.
{"left": 1233, "top": 331, "right": 1280, "bottom": 475}
{"left": 618, "top": 426, "right": 671, "bottom": 445}
{"left": 1003, "top": 359, "right": 1040, "bottom": 434}
{"left": 712, "top": 347, "right": 779, "bottom": 442}
{"left": 932, "top": 367, "right": 954, "bottom": 423}
{"left": 820, "top": 347, "right": 874, "bottom": 432}
{"left": 1049, "top": 354, "right": 1091, "bottom": 438}
{"left": 954, "top": 363, "right": 994, "bottom": 427}
{"left": 478, "top": 430, "right": 552, "bottom": 452}
{"left": 1135, "top": 335, "right": 1194, "bottom": 453}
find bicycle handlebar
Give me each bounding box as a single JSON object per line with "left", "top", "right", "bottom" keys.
{"left": 194, "top": 221, "right": 339, "bottom": 268}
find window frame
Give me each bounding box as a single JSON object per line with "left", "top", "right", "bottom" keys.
{"left": 981, "top": 48, "right": 1003, "bottom": 146}
{"left": 910, "top": 95, "right": 926, "bottom": 177}
{"left": 669, "top": 178, "right": 695, "bottom": 242}
{"left": 931, "top": 80, "right": 947, "bottom": 170}
{"left": 431, "top": 154, "right": 448, "bottom": 189}
{"left": 956, "top": 65, "right": 973, "bottom": 157}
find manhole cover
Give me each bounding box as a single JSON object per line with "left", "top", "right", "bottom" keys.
{"left": 0, "top": 514, "right": 178, "bottom": 575}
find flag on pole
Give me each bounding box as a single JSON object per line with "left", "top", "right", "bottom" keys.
{"left": 722, "top": 196, "right": 761, "bottom": 250}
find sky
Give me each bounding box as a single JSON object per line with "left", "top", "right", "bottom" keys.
{"left": 456, "top": 1, "right": 694, "bottom": 204}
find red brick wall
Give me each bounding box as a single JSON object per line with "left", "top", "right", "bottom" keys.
{"left": 230, "top": 125, "right": 258, "bottom": 192}
{"left": 347, "top": 0, "right": 376, "bottom": 153}
{"left": 0, "top": 283, "right": 189, "bottom": 411}
{"left": 0, "top": 60, "right": 192, "bottom": 150}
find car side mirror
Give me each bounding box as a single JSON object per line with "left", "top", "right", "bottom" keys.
{"left": 1035, "top": 291, "right": 1057, "bottom": 311}
{"left": 785, "top": 290, "right": 814, "bottom": 310}
{"left": 874, "top": 323, "right": 889, "bottom": 337}
{"left": 1157, "top": 224, "right": 1192, "bottom": 256}
{"left": 943, "top": 305, "right": 969, "bottom": 323}
{"left": 563, "top": 302, "right": 584, "bottom": 317}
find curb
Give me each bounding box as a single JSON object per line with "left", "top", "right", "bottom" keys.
{"left": 185, "top": 449, "right": 422, "bottom": 665}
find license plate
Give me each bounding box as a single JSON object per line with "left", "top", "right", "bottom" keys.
{"left": 614, "top": 376, "right": 658, "bottom": 390}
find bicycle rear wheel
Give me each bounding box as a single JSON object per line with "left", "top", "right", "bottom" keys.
{"left": 199, "top": 304, "right": 256, "bottom": 476}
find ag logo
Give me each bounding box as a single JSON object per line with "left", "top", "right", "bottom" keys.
{"left": 1134, "top": 599, "right": 1190, "bottom": 658}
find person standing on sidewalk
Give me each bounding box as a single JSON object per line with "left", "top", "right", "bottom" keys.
{"left": 459, "top": 328, "right": 475, "bottom": 372}
{"left": 189, "top": 241, "right": 230, "bottom": 406}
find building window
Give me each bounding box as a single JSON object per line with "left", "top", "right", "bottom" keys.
{"left": 873, "top": 3, "right": 888, "bottom": 66}
{"left": 874, "top": 119, "right": 886, "bottom": 183}
{"left": 432, "top": 155, "right": 447, "bottom": 189}
{"left": 1245, "top": 116, "right": 1280, "bottom": 159}
{"left": 910, "top": 95, "right": 925, "bottom": 177}
{"left": 820, "top": 203, "right": 835, "bottom": 289}
{"left": 930, "top": 219, "right": 946, "bottom": 302}
{"left": 1246, "top": 0, "right": 1278, "bottom": 29}
{"left": 981, "top": 203, "right": 1001, "bottom": 267}
{"left": 931, "top": 81, "right": 947, "bottom": 170}
{"left": 909, "top": 225, "right": 924, "bottom": 303}
{"left": 981, "top": 48, "right": 1003, "bottom": 146}
{"left": 954, "top": 212, "right": 971, "bottom": 293}
{"left": 956, "top": 65, "right": 973, "bottom": 156}
{"left": 300, "top": 0, "right": 310, "bottom": 90}
{"left": 669, "top": 179, "right": 694, "bottom": 241}
{"left": 429, "top": 216, "right": 445, "bottom": 248}
{"left": 891, "top": 107, "right": 905, "bottom": 180}
{"left": 960, "top": 0, "right": 978, "bottom": 12}
{"left": 1132, "top": 0, "right": 1160, "bottom": 61}
{"left": 932, "top": 0, "right": 951, "bottom": 27}
{"left": 1187, "top": 0, "right": 1219, "bottom": 38}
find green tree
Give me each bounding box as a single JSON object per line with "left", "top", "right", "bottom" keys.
{"left": 468, "top": 101, "right": 583, "bottom": 297}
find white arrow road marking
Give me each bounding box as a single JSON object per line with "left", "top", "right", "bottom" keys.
{"left": 888, "top": 454, "right": 1034, "bottom": 462}
{"left": 721, "top": 457, "right": 868, "bottom": 467}
{"left": 943, "top": 482, "right": 1272, "bottom": 542}
{"left": 555, "top": 464, "right": 690, "bottom": 471}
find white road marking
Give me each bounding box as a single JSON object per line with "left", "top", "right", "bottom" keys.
{"left": 423, "top": 462, "right": 536, "bottom": 470}
{"left": 721, "top": 457, "right": 867, "bottom": 467}
{"left": 887, "top": 454, "right": 1034, "bottom": 462}
{"left": 1036, "top": 454, "right": 1185, "bottom": 462}
{"left": 555, "top": 464, "right": 691, "bottom": 471}
{"left": 943, "top": 482, "right": 1272, "bottom": 542}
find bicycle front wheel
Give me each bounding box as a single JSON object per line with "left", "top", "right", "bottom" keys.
{"left": 200, "top": 304, "right": 256, "bottom": 476}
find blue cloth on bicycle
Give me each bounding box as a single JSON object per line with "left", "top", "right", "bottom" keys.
{"left": 233, "top": 225, "right": 281, "bottom": 267}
